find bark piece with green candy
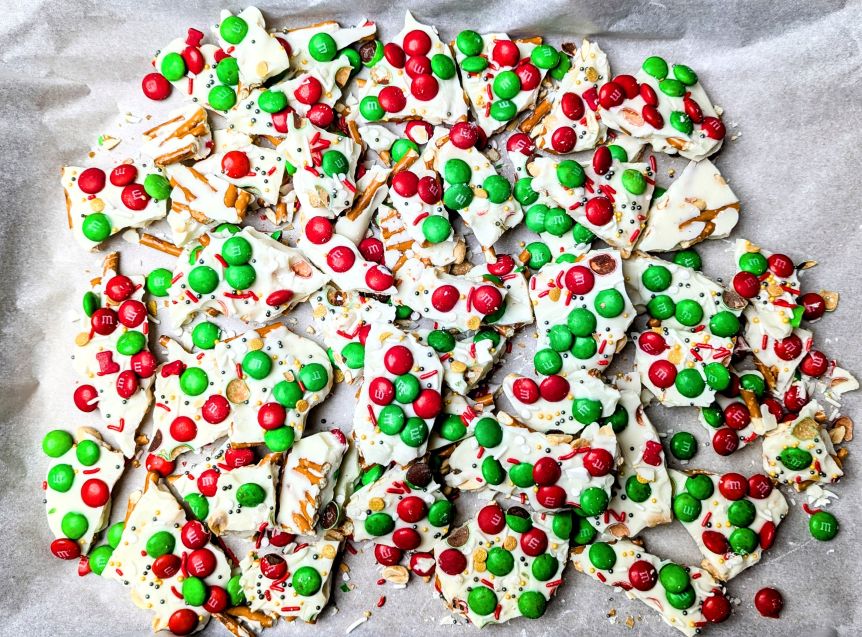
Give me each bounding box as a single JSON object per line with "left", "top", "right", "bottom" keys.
{"left": 465, "top": 254, "right": 534, "bottom": 326}
{"left": 415, "top": 328, "right": 508, "bottom": 396}
{"left": 434, "top": 502, "right": 569, "bottom": 627}
{"left": 214, "top": 7, "right": 288, "bottom": 86}
{"left": 669, "top": 469, "right": 788, "bottom": 580}
{"left": 742, "top": 304, "right": 811, "bottom": 395}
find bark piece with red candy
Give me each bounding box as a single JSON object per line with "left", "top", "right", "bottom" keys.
{"left": 530, "top": 40, "right": 611, "bottom": 153}
{"left": 734, "top": 239, "right": 805, "bottom": 339}
{"left": 173, "top": 443, "right": 279, "bottom": 537}
{"left": 347, "top": 11, "right": 468, "bottom": 126}
{"left": 276, "top": 429, "right": 349, "bottom": 535}
{"left": 212, "top": 6, "right": 289, "bottom": 87}
{"left": 669, "top": 468, "right": 788, "bottom": 581}
{"left": 42, "top": 428, "right": 125, "bottom": 557}
{"left": 238, "top": 535, "right": 341, "bottom": 623}
{"left": 502, "top": 369, "right": 621, "bottom": 435}
{"left": 377, "top": 202, "right": 466, "bottom": 269}
{"left": 433, "top": 502, "right": 570, "bottom": 626}
{"left": 742, "top": 305, "right": 812, "bottom": 394}
{"left": 73, "top": 253, "right": 155, "bottom": 457}
{"left": 468, "top": 254, "right": 534, "bottom": 326}
{"left": 529, "top": 249, "right": 635, "bottom": 375}
{"left": 698, "top": 368, "right": 779, "bottom": 456}
{"left": 150, "top": 27, "right": 225, "bottom": 107}
{"left": 638, "top": 159, "right": 739, "bottom": 252}
{"left": 167, "top": 226, "right": 328, "bottom": 328}
{"left": 445, "top": 411, "right": 619, "bottom": 514}
{"left": 452, "top": 31, "right": 551, "bottom": 136}
{"left": 600, "top": 55, "right": 726, "bottom": 162}
{"left": 346, "top": 461, "right": 452, "bottom": 552}
{"left": 141, "top": 104, "right": 212, "bottom": 168}
{"left": 105, "top": 480, "right": 233, "bottom": 635}
{"left": 571, "top": 539, "right": 732, "bottom": 635}
{"left": 762, "top": 400, "right": 844, "bottom": 490}
{"left": 528, "top": 146, "right": 654, "bottom": 257}
{"left": 310, "top": 284, "right": 396, "bottom": 384}
{"left": 415, "top": 328, "right": 508, "bottom": 396}
{"left": 587, "top": 374, "right": 672, "bottom": 538}
{"left": 428, "top": 391, "right": 491, "bottom": 450}
{"left": 62, "top": 161, "right": 168, "bottom": 250}
{"left": 352, "top": 323, "right": 444, "bottom": 466}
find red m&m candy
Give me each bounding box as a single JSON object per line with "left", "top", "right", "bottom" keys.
{"left": 472, "top": 285, "right": 503, "bottom": 315}
{"left": 551, "top": 126, "right": 576, "bottom": 153}
{"left": 411, "top": 74, "right": 439, "bottom": 101}
{"left": 520, "top": 527, "right": 548, "bottom": 556}
{"left": 202, "top": 394, "right": 230, "bottom": 424}
{"left": 260, "top": 553, "right": 287, "bottom": 579}
{"left": 152, "top": 553, "right": 182, "bottom": 578}
{"left": 392, "top": 171, "right": 419, "bottom": 197}
{"left": 585, "top": 196, "right": 613, "bottom": 226}
{"left": 512, "top": 377, "right": 540, "bottom": 403}
{"left": 392, "top": 527, "right": 422, "bottom": 550}
{"left": 90, "top": 308, "right": 118, "bottom": 336}
{"left": 431, "top": 285, "right": 460, "bottom": 312}
{"left": 598, "top": 81, "right": 626, "bottom": 109}
{"left": 197, "top": 468, "right": 220, "bottom": 497}
{"left": 535, "top": 485, "right": 567, "bottom": 509}
{"left": 799, "top": 292, "right": 826, "bottom": 320}
{"left": 565, "top": 265, "right": 595, "bottom": 295}
{"left": 294, "top": 76, "right": 323, "bottom": 105}
{"left": 628, "top": 560, "right": 658, "bottom": 591}
{"left": 413, "top": 388, "right": 443, "bottom": 418}
{"left": 613, "top": 74, "right": 639, "bottom": 98}
{"left": 754, "top": 587, "right": 783, "bottom": 618}
{"left": 187, "top": 547, "right": 217, "bottom": 577}
{"left": 718, "top": 472, "right": 747, "bottom": 500}
{"left": 767, "top": 253, "right": 794, "bottom": 278}
{"left": 648, "top": 360, "right": 676, "bottom": 388}
{"left": 77, "top": 167, "right": 106, "bottom": 194}
{"left": 774, "top": 334, "right": 803, "bottom": 361}
{"left": 81, "top": 478, "right": 110, "bottom": 507}
{"left": 477, "top": 504, "right": 505, "bottom": 534}
{"left": 121, "top": 183, "right": 150, "bottom": 211}
{"left": 305, "top": 216, "right": 333, "bottom": 244}
{"left": 403, "top": 30, "right": 432, "bottom": 56}
{"left": 493, "top": 39, "right": 520, "bottom": 66}
{"left": 379, "top": 86, "right": 407, "bottom": 113}
{"left": 532, "top": 457, "right": 561, "bottom": 486}
{"left": 181, "top": 520, "right": 210, "bottom": 549}
{"left": 142, "top": 73, "right": 171, "bottom": 100}
{"left": 116, "top": 370, "right": 139, "bottom": 399}
{"left": 702, "top": 593, "right": 732, "bottom": 623}
{"left": 437, "top": 548, "right": 466, "bottom": 575}
{"left": 449, "top": 122, "right": 479, "bottom": 149}
{"left": 592, "top": 146, "right": 612, "bottom": 175}
{"left": 73, "top": 385, "right": 99, "bottom": 412}
{"left": 712, "top": 428, "right": 739, "bottom": 456}
{"left": 109, "top": 164, "right": 138, "bottom": 187}
{"left": 515, "top": 63, "right": 540, "bottom": 91}
{"left": 203, "top": 586, "right": 229, "bottom": 613}
{"left": 307, "top": 103, "right": 334, "bottom": 128}
{"left": 800, "top": 350, "right": 828, "bottom": 377}
{"left": 118, "top": 300, "right": 147, "bottom": 328}
{"left": 327, "top": 246, "right": 356, "bottom": 273}
{"left": 258, "top": 402, "right": 286, "bottom": 430}
{"left": 539, "top": 374, "right": 569, "bottom": 402}
{"left": 374, "top": 543, "right": 402, "bottom": 566}
{"left": 222, "top": 150, "right": 250, "bottom": 178}
{"left": 638, "top": 331, "right": 667, "bottom": 356}
{"left": 561, "top": 92, "right": 585, "bottom": 120}
{"left": 583, "top": 448, "right": 614, "bottom": 476}
{"left": 732, "top": 271, "right": 760, "bottom": 298}
{"left": 383, "top": 43, "right": 405, "bottom": 68}
{"left": 167, "top": 609, "right": 199, "bottom": 636}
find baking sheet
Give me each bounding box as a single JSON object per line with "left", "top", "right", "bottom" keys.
{"left": 2, "top": 0, "right": 862, "bottom": 635}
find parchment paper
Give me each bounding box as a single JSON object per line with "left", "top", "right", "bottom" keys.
{"left": 2, "top": 1, "right": 861, "bottom": 636}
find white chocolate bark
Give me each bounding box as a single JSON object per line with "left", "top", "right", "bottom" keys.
{"left": 502, "top": 369, "right": 620, "bottom": 434}
{"left": 141, "top": 105, "right": 212, "bottom": 168}
{"left": 638, "top": 159, "right": 739, "bottom": 252}
{"left": 669, "top": 469, "right": 788, "bottom": 581}
{"left": 762, "top": 401, "right": 844, "bottom": 488}
{"left": 742, "top": 306, "right": 811, "bottom": 394}
{"left": 352, "top": 324, "right": 444, "bottom": 467}
{"left": 105, "top": 481, "right": 232, "bottom": 634}
{"left": 533, "top": 40, "right": 610, "bottom": 153}
{"left": 168, "top": 226, "right": 328, "bottom": 328}
{"left": 571, "top": 539, "right": 728, "bottom": 636}
{"left": 43, "top": 429, "right": 125, "bottom": 553}
{"left": 214, "top": 7, "right": 289, "bottom": 87}
{"left": 415, "top": 329, "right": 507, "bottom": 396}
{"left": 346, "top": 463, "right": 451, "bottom": 551}
{"left": 468, "top": 258, "right": 534, "bottom": 326}
{"left": 334, "top": 164, "right": 391, "bottom": 245}
{"left": 153, "top": 33, "right": 223, "bottom": 110}
{"left": 389, "top": 163, "right": 458, "bottom": 259}
{"left": 698, "top": 368, "right": 778, "bottom": 451}
{"left": 277, "top": 429, "right": 348, "bottom": 535}
{"left": 377, "top": 203, "right": 462, "bottom": 269}
{"left": 428, "top": 392, "right": 491, "bottom": 450}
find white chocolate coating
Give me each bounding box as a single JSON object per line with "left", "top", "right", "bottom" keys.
{"left": 697, "top": 368, "right": 778, "bottom": 450}
{"left": 468, "top": 258, "right": 533, "bottom": 326}
{"left": 141, "top": 105, "right": 212, "bottom": 168}
{"left": 742, "top": 305, "right": 811, "bottom": 394}
{"left": 334, "top": 164, "right": 391, "bottom": 245}
{"left": 377, "top": 203, "right": 462, "bottom": 269}
{"left": 414, "top": 328, "right": 506, "bottom": 396}
{"left": 214, "top": 7, "right": 289, "bottom": 87}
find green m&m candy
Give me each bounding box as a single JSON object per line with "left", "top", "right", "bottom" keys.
{"left": 395, "top": 304, "right": 413, "bottom": 320}
{"left": 192, "top": 321, "right": 221, "bottom": 350}
{"left": 572, "top": 222, "right": 596, "bottom": 245}
{"left": 738, "top": 251, "right": 768, "bottom": 275}
{"left": 107, "top": 522, "right": 125, "bottom": 548}
{"left": 216, "top": 57, "right": 239, "bottom": 85}
{"left": 400, "top": 417, "right": 428, "bottom": 447}
{"left": 61, "top": 512, "right": 88, "bottom": 539}
{"left": 659, "top": 563, "right": 689, "bottom": 593}
{"left": 531, "top": 45, "right": 559, "bottom": 69}
{"left": 455, "top": 30, "right": 483, "bottom": 56}
{"left": 242, "top": 350, "right": 272, "bottom": 380}
{"left": 147, "top": 268, "right": 173, "bottom": 296}
{"left": 273, "top": 380, "right": 302, "bottom": 408}
{"left": 669, "top": 431, "right": 697, "bottom": 460}
{"left": 727, "top": 499, "right": 756, "bottom": 527}
{"left": 82, "top": 291, "right": 100, "bottom": 317}
{"left": 82, "top": 213, "right": 112, "bottom": 242}
{"left": 525, "top": 242, "right": 552, "bottom": 270}
{"left": 534, "top": 348, "right": 562, "bottom": 375}
{"left": 594, "top": 289, "right": 625, "bottom": 318}
{"left": 431, "top": 53, "right": 456, "bottom": 79}
{"left": 428, "top": 500, "right": 453, "bottom": 527}
{"left": 493, "top": 70, "right": 521, "bottom": 99}
{"left": 509, "top": 462, "right": 535, "bottom": 488}
{"left": 220, "top": 16, "right": 248, "bottom": 43}
{"left": 675, "top": 299, "right": 704, "bottom": 326}
{"left": 642, "top": 56, "right": 669, "bottom": 79}
{"left": 300, "top": 363, "right": 329, "bottom": 391}
{"left": 621, "top": 169, "right": 647, "bottom": 195}
{"left": 444, "top": 158, "right": 471, "bottom": 184}
{"left": 728, "top": 527, "right": 758, "bottom": 555}
{"left": 293, "top": 566, "right": 323, "bottom": 596}
{"left": 531, "top": 554, "right": 559, "bottom": 581}
{"left": 704, "top": 363, "right": 731, "bottom": 391}
{"left": 556, "top": 160, "right": 586, "bottom": 188}
{"left": 179, "top": 367, "right": 209, "bottom": 396}
{"left": 518, "top": 591, "right": 547, "bottom": 619}
{"left": 474, "top": 417, "right": 503, "bottom": 448}
{"left": 647, "top": 294, "right": 675, "bottom": 320}
{"left": 486, "top": 547, "right": 514, "bottom": 576}
{"left": 185, "top": 492, "right": 209, "bottom": 520}
{"left": 701, "top": 405, "right": 723, "bottom": 428}
{"left": 188, "top": 266, "right": 219, "bottom": 295}
{"left": 258, "top": 89, "right": 287, "bottom": 113}
{"left": 88, "top": 545, "right": 113, "bottom": 576}
{"left": 481, "top": 456, "right": 506, "bottom": 485}
{"left": 474, "top": 330, "right": 501, "bottom": 347}
{"left": 709, "top": 311, "right": 740, "bottom": 337}
{"left": 443, "top": 183, "right": 473, "bottom": 210}
{"left": 265, "top": 426, "right": 295, "bottom": 452}
{"left": 490, "top": 99, "right": 517, "bottom": 122}
{"left": 322, "top": 150, "right": 349, "bottom": 177}
{"left": 422, "top": 215, "right": 452, "bottom": 243}
{"left": 160, "top": 52, "right": 187, "bottom": 81}
{"left": 685, "top": 474, "right": 714, "bottom": 500}
{"left": 574, "top": 398, "right": 602, "bottom": 425}
{"left": 394, "top": 373, "right": 420, "bottom": 403}
{"left": 525, "top": 204, "right": 549, "bottom": 232}
{"left": 551, "top": 512, "right": 573, "bottom": 540}
{"left": 440, "top": 414, "right": 467, "bottom": 441}
{"left": 144, "top": 173, "right": 170, "bottom": 200}
{"left": 146, "top": 530, "right": 176, "bottom": 558}
{"left": 483, "top": 175, "right": 511, "bottom": 203}
{"left": 308, "top": 32, "right": 338, "bottom": 62}
{"left": 342, "top": 47, "right": 361, "bottom": 72}
{"left": 548, "top": 324, "right": 573, "bottom": 352}
{"left": 361, "top": 40, "right": 384, "bottom": 67}
{"left": 467, "top": 586, "right": 497, "bottom": 616}
{"left": 76, "top": 439, "right": 101, "bottom": 466}
{"left": 779, "top": 447, "right": 812, "bottom": 471}
{"left": 579, "top": 486, "right": 609, "bottom": 516}
{"left": 673, "top": 249, "right": 702, "bottom": 270}
{"left": 361, "top": 464, "right": 384, "bottom": 485}
{"left": 365, "top": 512, "right": 395, "bottom": 536}
{"left": 391, "top": 138, "right": 419, "bottom": 162}
{"left": 461, "top": 56, "right": 489, "bottom": 73}
{"left": 673, "top": 64, "right": 698, "bottom": 86}
{"left": 567, "top": 307, "right": 597, "bottom": 337}
{"left": 117, "top": 331, "right": 146, "bottom": 356}
{"left": 359, "top": 95, "right": 384, "bottom": 121}
{"left": 550, "top": 51, "right": 572, "bottom": 80}
{"left": 208, "top": 84, "right": 237, "bottom": 111}
{"left": 739, "top": 373, "right": 766, "bottom": 397}
{"left": 666, "top": 586, "right": 696, "bottom": 610}
{"left": 182, "top": 576, "right": 207, "bottom": 606}
{"left": 427, "top": 330, "right": 456, "bottom": 353}
{"left": 625, "top": 475, "right": 651, "bottom": 502}
{"left": 222, "top": 236, "right": 252, "bottom": 265}
{"left": 377, "top": 404, "right": 406, "bottom": 435}
{"left": 602, "top": 405, "right": 628, "bottom": 433}
{"left": 670, "top": 111, "right": 693, "bottom": 135}
{"left": 809, "top": 510, "right": 839, "bottom": 541}
{"left": 572, "top": 515, "right": 597, "bottom": 545}
{"left": 544, "top": 208, "right": 573, "bottom": 237}
{"left": 673, "top": 493, "right": 701, "bottom": 522}
{"left": 236, "top": 483, "right": 266, "bottom": 507}
{"left": 675, "top": 368, "right": 705, "bottom": 398}
{"left": 227, "top": 574, "right": 245, "bottom": 606}
{"left": 47, "top": 464, "right": 75, "bottom": 492}
{"left": 642, "top": 265, "right": 672, "bottom": 292}
{"left": 513, "top": 177, "right": 539, "bottom": 205}
{"left": 607, "top": 144, "right": 628, "bottom": 162}
{"left": 43, "top": 430, "right": 74, "bottom": 458}
{"left": 659, "top": 78, "right": 685, "bottom": 97}
{"left": 588, "top": 542, "right": 616, "bottom": 570}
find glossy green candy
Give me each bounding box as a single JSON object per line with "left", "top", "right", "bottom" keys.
{"left": 61, "top": 512, "right": 88, "bottom": 539}
{"left": 258, "top": 89, "right": 287, "bottom": 114}
{"left": 534, "top": 348, "right": 562, "bottom": 375}
{"left": 739, "top": 251, "right": 768, "bottom": 275}
{"left": 486, "top": 546, "right": 515, "bottom": 576}
{"left": 588, "top": 542, "right": 616, "bottom": 570}
{"left": 670, "top": 111, "right": 693, "bottom": 135}
{"left": 147, "top": 268, "right": 173, "bottom": 296}
{"left": 642, "top": 265, "right": 672, "bottom": 292}
{"left": 183, "top": 576, "right": 207, "bottom": 606}
{"left": 359, "top": 96, "right": 385, "bottom": 121}
{"left": 673, "top": 493, "right": 702, "bottom": 522}
{"left": 146, "top": 530, "right": 176, "bottom": 558}
{"left": 474, "top": 417, "right": 503, "bottom": 448}
{"left": 509, "top": 462, "right": 535, "bottom": 488}
{"left": 455, "top": 30, "right": 484, "bottom": 56}
{"left": 395, "top": 304, "right": 413, "bottom": 320}
{"left": 547, "top": 324, "right": 573, "bottom": 352}
{"left": 322, "top": 150, "right": 349, "bottom": 177}
{"left": 621, "top": 169, "right": 647, "bottom": 195}
{"left": 192, "top": 322, "right": 221, "bottom": 350}
{"left": 400, "top": 417, "right": 428, "bottom": 447}
{"left": 556, "top": 160, "right": 586, "bottom": 188}
{"left": 740, "top": 373, "right": 767, "bottom": 397}
{"left": 550, "top": 52, "right": 571, "bottom": 81}
{"left": 273, "top": 380, "right": 302, "bottom": 408}
{"left": 475, "top": 330, "right": 501, "bottom": 347}
{"left": 709, "top": 311, "right": 740, "bottom": 337}
{"left": 673, "top": 64, "right": 698, "bottom": 86}
{"left": 675, "top": 368, "right": 705, "bottom": 398}
{"left": 378, "top": 405, "right": 406, "bottom": 435}
{"left": 675, "top": 299, "right": 704, "bottom": 326}
{"left": 82, "top": 213, "right": 112, "bottom": 242}
{"left": 43, "top": 430, "right": 74, "bottom": 458}
{"left": 242, "top": 350, "right": 272, "bottom": 380}
{"left": 579, "top": 486, "right": 609, "bottom": 516}
{"left": 526, "top": 242, "right": 552, "bottom": 270}
{"left": 308, "top": 32, "right": 338, "bottom": 62}
{"left": 293, "top": 566, "right": 322, "bottom": 596}
{"left": 666, "top": 585, "right": 696, "bottom": 610}
{"left": 82, "top": 291, "right": 100, "bottom": 317}
{"left": 427, "top": 330, "right": 456, "bottom": 353}
{"left": 179, "top": 367, "right": 209, "bottom": 396}
{"left": 107, "top": 521, "right": 125, "bottom": 548}
{"left": 727, "top": 499, "right": 756, "bottom": 527}
{"left": 422, "top": 215, "right": 452, "bottom": 243}
{"left": 364, "top": 512, "right": 395, "bottom": 536}
{"left": 625, "top": 475, "right": 652, "bottom": 502}
{"left": 47, "top": 464, "right": 75, "bottom": 492}
{"left": 76, "top": 439, "right": 101, "bottom": 466}
{"left": 222, "top": 236, "right": 252, "bottom": 266}
{"left": 227, "top": 574, "right": 246, "bottom": 606}
{"left": 704, "top": 363, "right": 731, "bottom": 391}
{"left": 647, "top": 294, "right": 675, "bottom": 320}
{"left": 659, "top": 563, "right": 689, "bottom": 593}
{"left": 216, "top": 57, "right": 239, "bottom": 85}
{"left": 669, "top": 431, "right": 697, "bottom": 460}
{"left": 728, "top": 527, "right": 758, "bottom": 555}
{"left": 602, "top": 404, "right": 629, "bottom": 433}
{"left": 461, "top": 55, "right": 488, "bottom": 73}
{"left": 518, "top": 591, "right": 547, "bottom": 619}
{"left": 443, "top": 183, "right": 473, "bottom": 210}
{"left": 543, "top": 208, "right": 573, "bottom": 237}
{"left": 342, "top": 47, "right": 361, "bottom": 72}
{"left": 185, "top": 492, "right": 209, "bottom": 520}
{"left": 556, "top": 254, "right": 576, "bottom": 264}
{"left": 607, "top": 145, "right": 628, "bottom": 162}
{"left": 394, "top": 373, "right": 420, "bottom": 403}
{"left": 481, "top": 456, "right": 506, "bottom": 485}
{"left": 572, "top": 515, "right": 597, "bottom": 544}
{"left": 531, "top": 554, "right": 559, "bottom": 582}
{"left": 361, "top": 464, "right": 384, "bottom": 485}
{"left": 779, "top": 447, "right": 812, "bottom": 470}
{"left": 220, "top": 15, "right": 248, "bottom": 44}
{"left": 513, "top": 177, "right": 539, "bottom": 205}
{"left": 809, "top": 510, "right": 839, "bottom": 541}
{"left": 299, "top": 363, "right": 328, "bottom": 391}
{"left": 701, "top": 405, "right": 723, "bottom": 428}
{"left": 659, "top": 78, "right": 685, "bottom": 97}
{"left": 483, "top": 175, "right": 511, "bottom": 203}
{"left": 391, "top": 139, "right": 419, "bottom": 163}
{"left": 531, "top": 45, "right": 559, "bottom": 69}
{"left": 490, "top": 99, "right": 517, "bottom": 122}
{"left": 444, "top": 158, "right": 471, "bottom": 185}
{"left": 188, "top": 266, "right": 219, "bottom": 295}
{"left": 467, "top": 586, "right": 497, "bottom": 616}
{"left": 431, "top": 53, "right": 456, "bottom": 79}
{"left": 574, "top": 398, "right": 603, "bottom": 425}
{"left": 673, "top": 249, "right": 702, "bottom": 270}
{"left": 208, "top": 84, "right": 237, "bottom": 111}
{"left": 161, "top": 52, "right": 187, "bottom": 81}
{"left": 525, "top": 204, "right": 549, "bottom": 232}
{"left": 642, "top": 56, "right": 669, "bottom": 79}
{"left": 567, "top": 307, "right": 597, "bottom": 337}
{"left": 594, "top": 289, "right": 625, "bottom": 318}
{"left": 89, "top": 545, "right": 113, "bottom": 576}
{"left": 572, "top": 223, "right": 596, "bottom": 245}
{"left": 265, "top": 426, "right": 295, "bottom": 452}
{"left": 551, "top": 511, "right": 573, "bottom": 540}
{"left": 117, "top": 331, "right": 146, "bottom": 356}
{"left": 493, "top": 70, "right": 521, "bottom": 99}
{"left": 236, "top": 483, "right": 266, "bottom": 507}
{"left": 685, "top": 474, "right": 714, "bottom": 500}
{"left": 428, "top": 500, "right": 453, "bottom": 527}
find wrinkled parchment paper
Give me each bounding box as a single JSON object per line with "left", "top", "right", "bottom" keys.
{"left": 2, "top": 0, "right": 861, "bottom": 635}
